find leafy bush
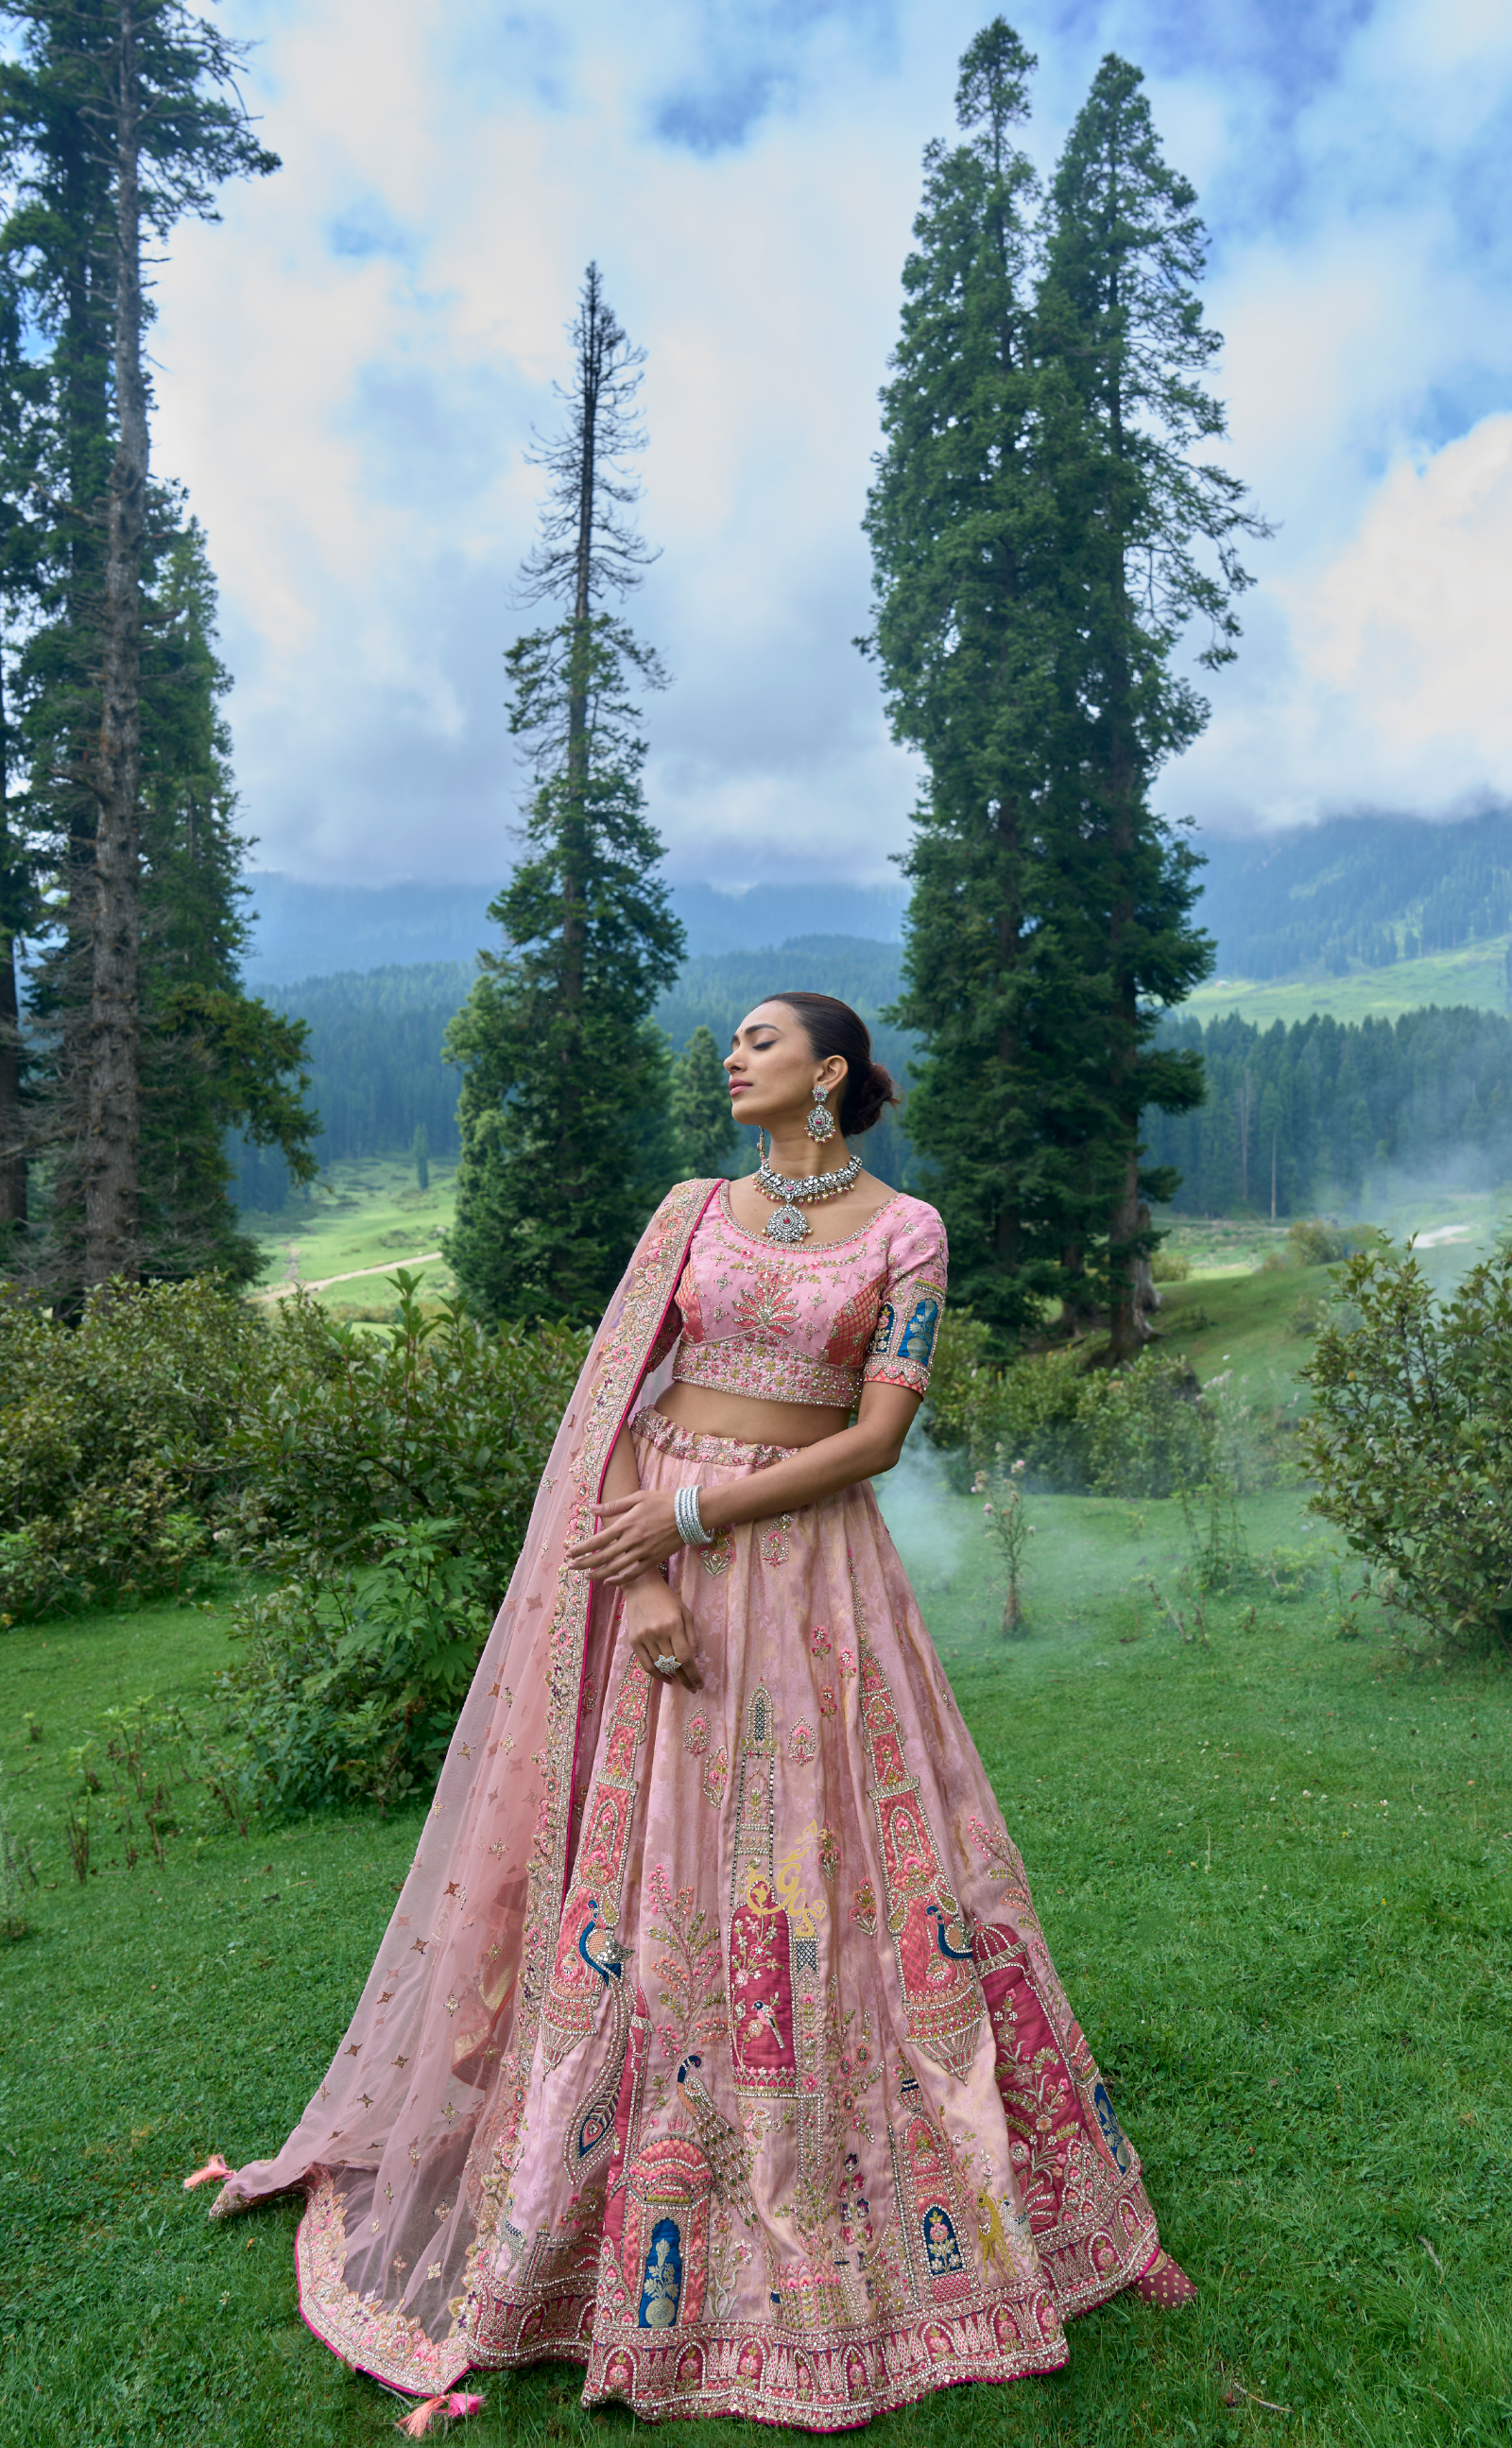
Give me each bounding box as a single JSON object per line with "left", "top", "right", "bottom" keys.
{"left": 1150, "top": 1247, "right": 1192, "bottom": 1283}
{"left": 1287, "top": 1216, "right": 1368, "bottom": 1268}
{"left": 0, "top": 1277, "right": 274, "bottom": 1622}
{"left": 1075, "top": 1353, "right": 1213, "bottom": 1499}
{"left": 1300, "top": 1240, "right": 1512, "bottom": 1658}
{"left": 219, "top": 1525, "right": 496, "bottom": 1816}
{"left": 227, "top": 1273, "right": 590, "bottom": 1585}
{"left": 218, "top": 1274, "right": 589, "bottom": 1814}
{"left": 925, "top": 1312, "right": 1213, "bottom": 1498}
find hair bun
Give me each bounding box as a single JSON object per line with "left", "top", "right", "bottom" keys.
{"left": 845, "top": 1059, "right": 900, "bottom": 1138}
{"left": 768, "top": 991, "right": 901, "bottom": 1137}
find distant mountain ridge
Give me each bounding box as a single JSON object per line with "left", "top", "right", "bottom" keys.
{"left": 243, "top": 874, "right": 906, "bottom": 986}
{"left": 249, "top": 811, "right": 1512, "bottom": 994}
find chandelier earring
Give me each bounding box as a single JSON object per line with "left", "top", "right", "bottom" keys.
{"left": 805, "top": 1083, "right": 837, "bottom": 1145}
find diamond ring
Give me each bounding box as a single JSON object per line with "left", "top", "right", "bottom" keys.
{"left": 654, "top": 1653, "right": 679, "bottom": 1677}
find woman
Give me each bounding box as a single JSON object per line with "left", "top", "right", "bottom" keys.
{"left": 195, "top": 992, "right": 1192, "bottom": 2432}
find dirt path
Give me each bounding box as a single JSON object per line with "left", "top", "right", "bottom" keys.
{"left": 250, "top": 1251, "right": 445, "bottom": 1302}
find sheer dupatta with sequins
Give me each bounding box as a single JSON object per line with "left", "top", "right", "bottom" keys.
{"left": 202, "top": 1177, "right": 721, "bottom": 2401}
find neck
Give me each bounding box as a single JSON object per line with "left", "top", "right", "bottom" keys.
{"left": 762, "top": 1123, "right": 854, "bottom": 1180}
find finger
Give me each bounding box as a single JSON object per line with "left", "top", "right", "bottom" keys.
{"left": 670, "top": 1601, "right": 702, "bottom": 1691}
{"left": 593, "top": 1495, "right": 640, "bottom": 1520}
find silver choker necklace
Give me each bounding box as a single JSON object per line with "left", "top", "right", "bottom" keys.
{"left": 753, "top": 1136, "right": 864, "bottom": 1243}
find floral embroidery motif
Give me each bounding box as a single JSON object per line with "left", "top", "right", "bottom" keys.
{"left": 683, "top": 1714, "right": 711, "bottom": 1757}
{"left": 760, "top": 1514, "right": 793, "bottom": 1568}
{"left": 809, "top": 1625, "right": 832, "bottom": 1657}
{"left": 701, "top": 1526, "right": 734, "bottom": 1577}
{"left": 818, "top": 1686, "right": 837, "bottom": 1717}
{"left": 701, "top": 1747, "right": 729, "bottom": 1808}
{"left": 968, "top": 1816, "right": 1033, "bottom": 1909}
{"left": 850, "top": 1882, "right": 878, "bottom": 1935}
{"left": 817, "top": 1826, "right": 840, "bottom": 1884}
{"left": 730, "top": 1267, "right": 800, "bottom": 1338}
{"left": 788, "top": 1722, "right": 817, "bottom": 1766}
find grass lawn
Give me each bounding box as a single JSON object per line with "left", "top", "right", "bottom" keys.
{"left": 3, "top": 1439, "right": 1509, "bottom": 2440}
{"left": 241, "top": 1155, "right": 459, "bottom": 1318}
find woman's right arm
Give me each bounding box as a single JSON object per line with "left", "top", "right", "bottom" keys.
{"left": 596, "top": 1424, "right": 702, "bottom": 1689}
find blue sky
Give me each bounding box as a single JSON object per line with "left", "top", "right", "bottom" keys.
{"left": 148, "top": 0, "right": 1512, "bottom": 887}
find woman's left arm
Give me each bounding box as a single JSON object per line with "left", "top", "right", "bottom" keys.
{"left": 565, "top": 1385, "right": 920, "bottom": 1586}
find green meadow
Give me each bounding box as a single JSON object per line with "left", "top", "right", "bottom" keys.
{"left": 242, "top": 1157, "right": 460, "bottom": 1318}
{"left": 2, "top": 1258, "right": 1508, "bottom": 2448}
{"left": 1183, "top": 932, "right": 1512, "bottom": 1031}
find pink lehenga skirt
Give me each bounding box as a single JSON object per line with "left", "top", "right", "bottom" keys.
{"left": 465, "top": 1406, "right": 1165, "bottom": 2423}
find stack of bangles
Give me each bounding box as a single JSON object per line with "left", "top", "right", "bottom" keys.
{"left": 673, "top": 1483, "right": 713, "bottom": 1547}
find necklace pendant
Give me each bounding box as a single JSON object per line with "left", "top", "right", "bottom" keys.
{"left": 765, "top": 1203, "right": 810, "bottom": 1245}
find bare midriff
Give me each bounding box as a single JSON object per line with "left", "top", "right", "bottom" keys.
{"left": 652, "top": 1381, "right": 850, "bottom": 1450}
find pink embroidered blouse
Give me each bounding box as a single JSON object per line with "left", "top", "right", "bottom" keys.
{"left": 650, "top": 1181, "right": 948, "bottom": 1408}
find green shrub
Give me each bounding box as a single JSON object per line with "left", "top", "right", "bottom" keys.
{"left": 219, "top": 1273, "right": 589, "bottom": 1815}
{"left": 1300, "top": 1239, "right": 1512, "bottom": 1658}
{"left": 1150, "top": 1247, "right": 1192, "bottom": 1283}
{"left": 219, "top": 1523, "right": 495, "bottom": 1817}
{"left": 229, "top": 1272, "right": 590, "bottom": 1585}
{"left": 1287, "top": 1216, "right": 1371, "bottom": 1268}
{"left": 0, "top": 1277, "right": 273, "bottom": 1622}
{"left": 926, "top": 1314, "right": 1214, "bottom": 1499}
{"left": 1076, "top": 1352, "right": 1212, "bottom": 1499}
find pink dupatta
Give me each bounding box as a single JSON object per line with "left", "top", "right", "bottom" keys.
{"left": 207, "top": 1175, "right": 721, "bottom": 2398}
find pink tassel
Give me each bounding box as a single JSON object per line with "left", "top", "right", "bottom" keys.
{"left": 182, "top": 2153, "right": 233, "bottom": 2191}
{"left": 394, "top": 2394, "right": 484, "bottom": 2437}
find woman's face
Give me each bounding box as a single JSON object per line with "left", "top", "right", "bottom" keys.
{"left": 724, "top": 1002, "right": 846, "bottom": 1134}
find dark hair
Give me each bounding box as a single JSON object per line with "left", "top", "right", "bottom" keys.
{"left": 770, "top": 991, "right": 901, "bottom": 1137}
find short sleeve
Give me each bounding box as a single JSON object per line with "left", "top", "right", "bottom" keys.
{"left": 862, "top": 1203, "right": 948, "bottom": 1397}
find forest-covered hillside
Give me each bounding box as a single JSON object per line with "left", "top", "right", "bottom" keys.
{"left": 236, "top": 924, "right": 1512, "bottom": 1223}
{"left": 235, "top": 939, "right": 910, "bottom": 1209}
{"left": 1195, "top": 808, "right": 1512, "bottom": 983}
{"left": 241, "top": 875, "right": 907, "bottom": 986}
{"left": 1146, "top": 1004, "right": 1512, "bottom": 1213}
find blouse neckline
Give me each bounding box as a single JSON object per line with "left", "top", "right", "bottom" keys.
{"left": 715, "top": 1178, "right": 902, "bottom": 1252}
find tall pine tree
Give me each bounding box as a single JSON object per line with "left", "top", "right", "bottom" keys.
{"left": 445, "top": 266, "right": 684, "bottom": 1324}
{"left": 134, "top": 518, "right": 317, "bottom": 1282}
{"left": 0, "top": 2, "right": 311, "bottom": 1299}
{"left": 867, "top": 22, "right": 1262, "bottom": 1353}
{"left": 865, "top": 23, "right": 1093, "bottom": 1341}
{"left": 671, "top": 1023, "right": 735, "bottom": 1179}
{"left": 1038, "top": 54, "right": 1265, "bottom": 1356}
{"left": 0, "top": 0, "right": 283, "bottom": 1300}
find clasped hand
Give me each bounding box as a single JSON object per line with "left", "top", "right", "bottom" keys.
{"left": 565, "top": 1490, "right": 702, "bottom": 1690}
{"left": 566, "top": 1488, "right": 683, "bottom": 1584}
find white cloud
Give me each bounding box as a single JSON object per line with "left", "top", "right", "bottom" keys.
{"left": 1178, "top": 414, "right": 1512, "bottom": 829}
{"left": 138, "top": 0, "right": 1512, "bottom": 883}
